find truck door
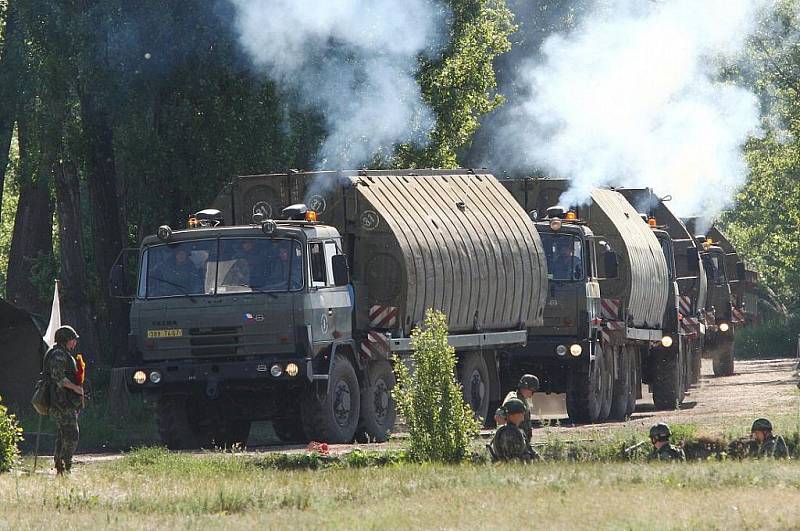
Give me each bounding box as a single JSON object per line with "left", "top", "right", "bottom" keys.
{"left": 307, "top": 239, "right": 353, "bottom": 346}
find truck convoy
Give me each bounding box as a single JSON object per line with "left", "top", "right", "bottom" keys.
{"left": 113, "top": 170, "right": 752, "bottom": 447}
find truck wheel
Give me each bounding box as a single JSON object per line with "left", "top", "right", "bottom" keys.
{"left": 713, "top": 346, "right": 734, "bottom": 377}
{"left": 652, "top": 350, "right": 683, "bottom": 410}
{"left": 356, "top": 360, "right": 396, "bottom": 443}
{"left": 273, "top": 419, "right": 307, "bottom": 443}
{"left": 598, "top": 344, "right": 614, "bottom": 421}
{"left": 625, "top": 346, "right": 638, "bottom": 417}
{"left": 566, "top": 343, "right": 605, "bottom": 423}
{"left": 608, "top": 346, "right": 632, "bottom": 421}
{"left": 301, "top": 353, "right": 361, "bottom": 444}
{"left": 156, "top": 394, "right": 206, "bottom": 450}
{"left": 458, "top": 352, "right": 490, "bottom": 422}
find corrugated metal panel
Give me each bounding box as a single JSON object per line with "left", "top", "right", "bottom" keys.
{"left": 591, "top": 189, "right": 668, "bottom": 329}
{"left": 352, "top": 173, "right": 547, "bottom": 332}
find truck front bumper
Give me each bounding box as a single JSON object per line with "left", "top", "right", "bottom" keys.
{"left": 510, "top": 337, "right": 593, "bottom": 361}
{"left": 124, "top": 356, "right": 312, "bottom": 393}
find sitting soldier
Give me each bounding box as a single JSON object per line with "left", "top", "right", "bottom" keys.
{"left": 648, "top": 422, "right": 685, "bottom": 462}
{"left": 491, "top": 399, "right": 539, "bottom": 462}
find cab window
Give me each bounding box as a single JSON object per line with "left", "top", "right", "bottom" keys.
{"left": 541, "top": 233, "right": 584, "bottom": 281}
{"left": 310, "top": 242, "right": 327, "bottom": 287}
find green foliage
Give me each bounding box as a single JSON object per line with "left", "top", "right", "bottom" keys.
{"left": 399, "top": 0, "right": 516, "bottom": 167}
{"left": 0, "top": 394, "right": 22, "bottom": 472}
{"left": 393, "top": 309, "right": 480, "bottom": 463}
{"left": 734, "top": 315, "right": 800, "bottom": 359}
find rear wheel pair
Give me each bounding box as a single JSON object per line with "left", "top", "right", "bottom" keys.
{"left": 567, "top": 342, "right": 614, "bottom": 423}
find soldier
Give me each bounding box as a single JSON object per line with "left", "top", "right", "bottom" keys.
{"left": 502, "top": 374, "right": 539, "bottom": 443}
{"left": 46, "top": 326, "right": 84, "bottom": 475}
{"left": 491, "top": 399, "right": 533, "bottom": 461}
{"left": 648, "top": 423, "right": 685, "bottom": 462}
{"left": 750, "top": 418, "right": 790, "bottom": 459}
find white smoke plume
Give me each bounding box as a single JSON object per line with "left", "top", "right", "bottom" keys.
{"left": 496, "top": 0, "right": 774, "bottom": 220}
{"left": 228, "top": 0, "right": 445, "bottom": 168}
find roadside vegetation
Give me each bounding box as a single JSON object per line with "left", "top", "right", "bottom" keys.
{"left": 0, "top": 394, "right": 22, "bottom": 472}
{"left": 734, "top": 315, "right": 800, "bottom": 360}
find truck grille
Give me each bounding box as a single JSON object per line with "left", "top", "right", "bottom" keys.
{"left": 189, "top": 327, "right": 241, "bottom": 356}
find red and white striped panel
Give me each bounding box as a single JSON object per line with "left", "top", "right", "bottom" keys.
{"left": 731, "top": 307, "right": 745, "bottom": 323}
{"left": 361, "top": 331, "right": 391, "bottom": 358}
{"left": 679, "top": 296, "right": 692, "bottom": 316}
{"left": 601, "top": 299, "right": 621, "bottom": 321}
{"left": 681, "top": 317, "right": 700, "bottom": 336}
{"left": 369, "top": 305, "right": 399, "bottom": 329}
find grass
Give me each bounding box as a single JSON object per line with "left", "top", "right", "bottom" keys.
{"left": 2, "top": 448, "right": 800, "bottom": 530}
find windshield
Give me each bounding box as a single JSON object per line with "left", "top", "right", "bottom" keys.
{"left": 541, "top": 233, "right": 584, "bottom": 281}
{"left": 140, "top": 238, "right": 304, "bottom": 298}
{"left": 702, "top": 252, "right": 726, "bottom": 286}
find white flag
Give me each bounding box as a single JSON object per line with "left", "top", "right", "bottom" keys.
{"left": 43, "top": 280, "right": 61, "bottom": 348}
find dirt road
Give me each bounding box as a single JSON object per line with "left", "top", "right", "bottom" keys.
{"left": 58, "top": 357, "right": 798, "bottom": 466}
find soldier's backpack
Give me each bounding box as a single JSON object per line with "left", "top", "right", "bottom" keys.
{"left": 31, "top": 348, "right": 54, "bottom": 415}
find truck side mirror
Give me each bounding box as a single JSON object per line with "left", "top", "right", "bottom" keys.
{"left": 332, "top": 255, "right": 350, "bottom": 287}
{"left": 110, "top": 264, "right": 128, "bottom": 298}
{"left": 686, "top": 248, "right": 699, "bottom": 273}
{"left": 735, "top": 261, "right": 746, "bottom": 281}
{"left": 604, "top": 251, "right": 619, "bottom": 279}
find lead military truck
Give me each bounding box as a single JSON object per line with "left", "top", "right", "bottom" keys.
{"left": 113, "top": 170, "right": 548, "bottom": 448}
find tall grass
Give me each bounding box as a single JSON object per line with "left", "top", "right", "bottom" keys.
{"left": 735, "top": 314, "right": 800, "bottom": 359}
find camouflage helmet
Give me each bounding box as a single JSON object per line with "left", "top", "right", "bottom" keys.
{"left": 504, "top": 398, "right": 526, "bottom": 415}
{"left": 494, "top": 407, "right": 507, "bottom": 419}
{"left": 751, "top": 418, "right": 773, "bottom": 433}
{"left": 649, "top": 422, "right": 671, "bottom": 441}
{"left": 54, "top": 325, "right": 80, "bottom": 345}
{"left": 518, "top": 374, "right": 540, "bottom": 392}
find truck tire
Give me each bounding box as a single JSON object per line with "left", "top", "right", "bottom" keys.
{"left": 652, "top": 349, "right": 684, "bottom": 410}
{"left": 625, "top": 346, "right": 639, "bottom": 417}
{"left": 713, "top": 345, "right": 734, "bottom": 377}
{"left": 566, "top": 343, "right": 605, "bottom": 423}
{"left": 598, "top": 344, "right": 614, "bottom": 421}
{"left": 301, "top": 353, "right": 361, "bottom": 444}
{"left": 273, "top": 419, "right": 307, "bottom": 443}
{"left": 608, "top": 346, "right": 632, "bottom": 421}
{"left": 690, "top": 340, "right": 702, "bottom": 385}
{"left": 156, "top": 394, "right": 207, "bottom": 450}
{"left": 458, "top": 352, "right": 490, "bottom": 422}
{"left": 356, "top": 360, "right": 396, "bottom": 443}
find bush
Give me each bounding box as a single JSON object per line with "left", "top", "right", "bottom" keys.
{"left": 0, "top": 394, "right": 23, "bottom": 472}
{"left": 734, "top": 314, "right": 800, "bottom": 359}
{"left": 393, "top": 310, "right": 480, "bottom": 463}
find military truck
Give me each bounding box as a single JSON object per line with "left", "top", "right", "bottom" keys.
{"left": 500, "top": 178, "right": 680, "bottom": 422}
{"left": 616, "top": 188, "right": 707, "bottom": 389}
{"left": 112, "top": 170, "right": 548, "bottom": 448}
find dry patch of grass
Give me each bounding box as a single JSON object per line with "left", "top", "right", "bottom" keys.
{"left": 2, "top": 449, "right": 800, "bottom": 530}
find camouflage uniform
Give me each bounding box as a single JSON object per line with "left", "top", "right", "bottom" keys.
{"left": 491, "top": 423, "right": 530, "bottom": 461}
{"left": 46, "top": 346, "right": 82, "bottom": 472}
{"left": 503, "top": 390, "right": 532, "bottom": 443}
{"left": 757, "top": 435, "right": 790, "bottom": 459}
{"left": 650, "top": 443, "right": 686, "bottom": 462}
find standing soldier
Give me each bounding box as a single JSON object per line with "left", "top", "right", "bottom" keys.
{"left": 491, "top": 399, "right": 536, "bottom": 461}
{"left": 648, "top": 423, "right": 685, "bottom": 462}
{"left": 502, "top": 374, "right": 539, "bottom": 443}
{"left": 750, "top": 418, "right": 790, "bottom": 459}
{"left": 46, "top": 326, "right": 84, "bottom": 475}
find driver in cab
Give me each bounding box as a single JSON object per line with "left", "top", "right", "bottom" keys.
{"left": 152, "top": 246, "right": 202, "bottom": 295}
{"left": 551, "top": 238, "right": 582, "bottom": 280}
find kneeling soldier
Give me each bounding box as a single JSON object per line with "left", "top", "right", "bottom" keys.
{"left": 649, "top": 423, "right": 685, "bottom": 462}
{"left": 750, "top": 418, "right": 789, "bottom": 459}
{"left": 491, "top": 399, "right": 534, "bottom": 461}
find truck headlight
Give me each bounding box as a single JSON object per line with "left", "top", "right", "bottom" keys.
{"left": 556, "top": 344, "right": 567, "bottom": 356}
{"left": 270, "top": 364, "right": 283, "bottom": 377}
{"left": 285, "top": 363, "right": 299, "bottom": 377}
{"left": 149, "top": 371, "right": 162, "bottom": 384}
{"left": 719, "top": 322, "right": 730, "bottom": 332}
{"left": 133, "top": 370, "right": 147, "bottom": 385}
{"left": 661, "top": 335, "right": 673, "bottom": 348}
{"left": 570, "top": 344, "right": 583, "bottom": 357}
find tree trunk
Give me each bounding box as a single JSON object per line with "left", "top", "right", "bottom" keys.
{"left": 0, "top": 0, "right": 22, "bottom": 220}
{"left": 54, "top": 161, "right": 101, "bottom": 361}
{"left": 5, "top": 117, "right": 54, "bottom": 314}
{"left": 79, "top": 88, "right": 129, "bottom": 364}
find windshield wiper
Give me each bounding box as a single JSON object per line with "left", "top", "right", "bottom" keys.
{"left": 148, "top": 275, "right": 198, "bottom": 303}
